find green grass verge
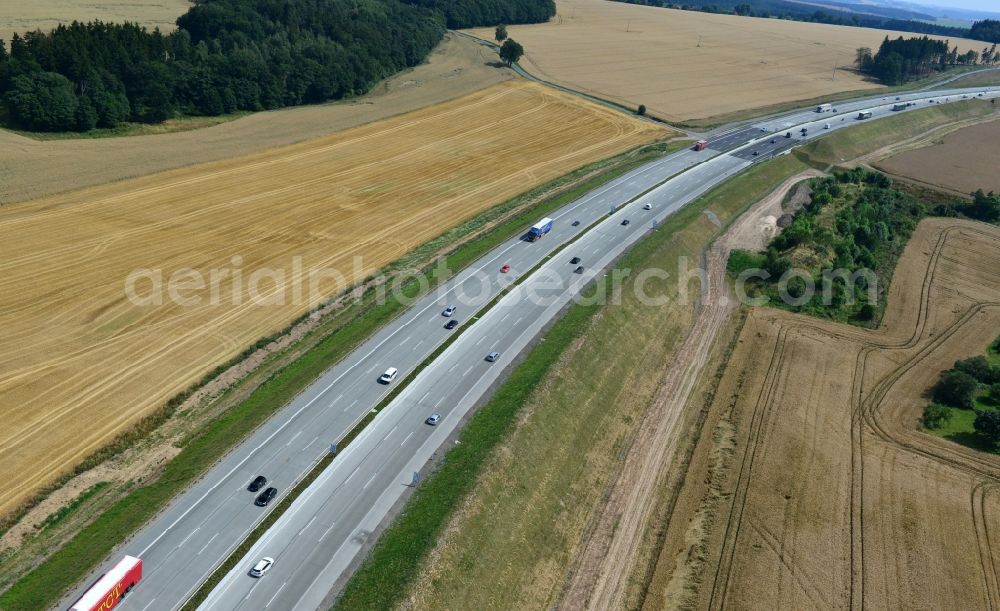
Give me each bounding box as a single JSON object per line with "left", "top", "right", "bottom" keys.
{"left": 0, "top": 139, "right": 684, "bottom": 611}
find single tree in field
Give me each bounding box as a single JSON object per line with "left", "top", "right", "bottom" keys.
{"left": 855, "top": 47, "right": 873, "bottom": 68}
{"left": 637, "top": 104, "right": 646, "bottom": 115}
{"left": 974, "top": 410, "right": 1000, "bottom": 446}
{"left": 495, "top": 24, "right": 508, "bottom": 44}
{"left": 499, "top": 39, "right": 524, "bottom": 67}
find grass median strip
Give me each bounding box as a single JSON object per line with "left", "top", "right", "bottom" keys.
{"left": 0, "top": 140, "right": 687, "bottom": 611}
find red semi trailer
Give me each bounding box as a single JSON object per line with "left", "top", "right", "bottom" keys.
{"left": 71, "top": 556, "right": 142, "bottom": 611}
{"left": 694, "top": 140, "right": 708, "bottom": 151}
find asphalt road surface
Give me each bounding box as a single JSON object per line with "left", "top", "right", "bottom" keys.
{"left": 68, "top": 85, "right": 1000, "bottom": 611}
{"left": 81, "top": 130, "right": 716, "bottom": 611}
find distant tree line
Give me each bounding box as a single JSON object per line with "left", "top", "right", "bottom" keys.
{"left": 611, "top": 0, "right": 973, "bottom": 39}
{"left": 970, "top": 19, "right": 1000, "bottom": 44}
{"left": 855, "top": 36, "right": 998, "bottom": 86}
{"left": 402, "top": 0, "right": 554, "bottom": 29}
{"left": 0, "top": 0, "right": 554, "bottom": 132}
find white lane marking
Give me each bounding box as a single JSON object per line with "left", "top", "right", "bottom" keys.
{"left": 420, "top": 391, "right": 430, "bottom": 404}
{"left": 299, "top": 516, "right": 317, "bottom": 537}
{"left": 344, "top": 467, "right": 359, "bottom": 485}
{"left": 475, "top": 335, "right": 486, "bottom": 346}
{"left": 383, "top": 425, "right": 398, "bottom": 442}
{"left": 344, "top": 399, "right": 359, "bottom": 413}
{"left": 140, "top": 599, "right": 156, "bottom": 611}
{"left": 265, "top": 582, "right": 287, "bottom": 608}
{"left": 463, "top": 365, "right": 474, "bottom": 377}
{"left": 363, "top": 472, "right": 378, "bottom": 490}
{"left": 515, "top": 316, "right": 524, "bottom": 326}
{"left": 401, "top": 431, "right": 414, "bottom": 446}
{"left": 176, "top": 527, "right": 199, "bottom": 548}
{"left": 195, "top": 532, "right": 219, "bottom": 556}
{"left": 332, "top": 393, "right": 344, "bottom": 405}
{"left": 286, "top": 431, "right": 302, "bottom": 446}
{"left": 448, "top": 363, "right": 458, "bottom": 373}
{"left": 399, "top": 335, "right": 411, "bottom": 346}
{"left": 366, "top": 364, "right": 376, "bottom": 374}
{"left": 303, "top": 436, "right": 319, "bottom": 451}
{"left": 500, "top": 312, "right": 511, "bottom": 323}
{"left": 320, "top": 523, "right": 336, "bottom": 542}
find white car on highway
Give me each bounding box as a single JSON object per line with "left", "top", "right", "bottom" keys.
{"left": 249, "top": 557, "right": 273, "bottom": 578}
{"left": 379, "top": 367, "right": 398, "bottom": 384}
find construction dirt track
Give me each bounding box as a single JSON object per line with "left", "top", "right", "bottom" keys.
{"left": 467, "top": 0, "right": 986, "bottom": 123}
{"left": 0, "top": 80, "right": 663, "bottom": 518}
{"left": 688, "top": 217, "right": 1000, "bottom": 609}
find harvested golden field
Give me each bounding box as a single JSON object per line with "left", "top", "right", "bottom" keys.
{"left": 0, "top": 79, "right": 664, "bottom": 518}
{"left": 876, "top": 118, "right": 1000, "bottom": 195}
{"left": 0, "top": 33, "right": 512, "bottom": 204}
{"left": 467, "top": 0, "right": 985, "bottom": 122}
{"left": 0, "top": 0, "right": 188, "bottom": 45}
{"left": 654, "top": 218, "right": 1000, "bottom": 609}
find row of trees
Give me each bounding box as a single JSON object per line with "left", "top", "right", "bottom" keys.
{"left": 0, "top": 0, "right": 554, "bottom": 132}
{"left": 855, "top": 36, "right": 998, "bottom": 85}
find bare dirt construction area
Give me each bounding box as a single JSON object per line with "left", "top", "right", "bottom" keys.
{"left": 0, "top": 33, "right": 513, "bottom": 204}
{"left": 0, "top": 79, "right": 664, "bottom": 519}
{"left": 651, "top": 217, "right": 1000, "bottom": 609}
{"left": 0, "top": 0, "right": 189, "bottom": 46}
{"left": 875, "top": 118, "right": 1000, "bottom": 196}
{"left": 466, "top": 0, "right": 984, "bottom": 123}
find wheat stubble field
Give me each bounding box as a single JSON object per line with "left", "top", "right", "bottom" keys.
{"left": 468, "top": 0, "right": 985, "bottom": 122}
{"left": 876, "top": 118, "right": 1000, "bottom": 195}
{"left": 0, "top": 0, "right": 188, "bottom": 46}
{"left": 666, "top": 218, "right": 1000, "bottom": 609}
{"left": 0, "top": 79, "right": 664, "bottom": 518}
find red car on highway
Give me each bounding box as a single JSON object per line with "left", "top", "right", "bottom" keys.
{"left": 500, "top": 264, "right": 511, "bottom": 273}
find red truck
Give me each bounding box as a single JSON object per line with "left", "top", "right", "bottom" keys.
{"left": 694, "top": 140, "right": 708, "bottom": 151}
{"left": 71, "top": 556, "right": 142, "bottom": 611}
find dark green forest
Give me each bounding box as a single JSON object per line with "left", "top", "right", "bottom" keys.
{"left": 856, "top": 35, "right": 997, "bottom": 85}
{"left": 0, "top": 0, "right": 554, "bottom": 132}
{"left": 727, "top": 170, "right": 1000, "bottom": 325}
{"left": 970, "top": 19, "right": 1000, "bottom": 44}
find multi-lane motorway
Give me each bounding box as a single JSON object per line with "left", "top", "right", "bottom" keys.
{"left": 69, "top": 84, "right": 1000, "bottom": 611}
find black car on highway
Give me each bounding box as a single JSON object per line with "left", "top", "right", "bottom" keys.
{"left": 255, "top": 487, "right": 277, "bottom": 506}
{"left": 247, "top": 476, "right": 267, "bottom": 492}
{"left": 444, "top": 319, "right": 459, "bottom": 330}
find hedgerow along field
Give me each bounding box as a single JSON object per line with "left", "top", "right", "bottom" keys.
{"left": 467, "top": 0, "right": 986, "bottom": 123}
{"left": 0, "top": 80, "right": 665, "bottom": 519}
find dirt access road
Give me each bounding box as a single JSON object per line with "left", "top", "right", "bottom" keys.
{"left": 559, "top": 171, "right": 823, "bottom": 609}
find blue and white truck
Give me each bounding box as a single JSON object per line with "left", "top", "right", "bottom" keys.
{"left": 528, "top": 218, "right": 553, "bottom": 241}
